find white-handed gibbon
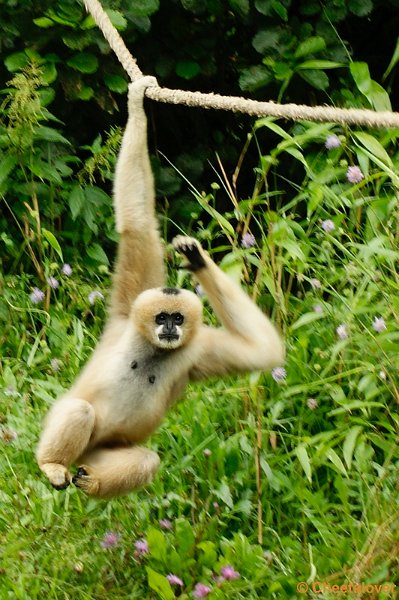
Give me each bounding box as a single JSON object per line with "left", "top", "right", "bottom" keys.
{"left": 36, "top": 76, "right": 284, "bottom": 498}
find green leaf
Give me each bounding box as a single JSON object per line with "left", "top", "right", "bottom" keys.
{"left": 175, "top": 60, "right": 201, "bottom": 80}
{"left": 4, "top": 52, "right": 29, "bottom": 72}
{"left": 350, "top": 61, "right": 371, "bottom": 94}
{"left": 343, "top": 427, "right": 362, "bottom": 470}
{"left": 298, "top": 69, "right": 329, "bottom": 91}
{"left": 42, "top": 228, "right": 63, "bottom": 261}
{"left": 33, "top": 17, "right": 55, "bottom": 28}
{"left": 272, "top": 0, "right": 288, "bottom": 20}
{"left": 239, "top": 65, "right": 272, "bottom": 91}
{"left": 383, "top": 36, "right": 399, "bottom": 80}
{"left": 67, "top": 52, "right": 99, "bottom": 74}
{"left": 175, "top": 519, "right": 195, "bottom": 555}
{"left": 228, "top": 0, "right": 250, "bottom": 15}
{"left": 350, "top": 62, "right": 391, "bottom": 111}
{"left": 294, "top": 36, "right": 326, "bottom": 59}
{"left": 34, "top": 126, "right": 70, "bottom": 145}
{"left": 77, "top": 86, "right": 94, "bottom": 101}
{"left": 105, "top": 9, "right": 127, "bottom": 30}
{"left": 352, "top": 132, "right": 393, "bottom": 168}
{"left": 0, "top": 155, "right": 17, "bottom": 188}
{"left": 69, "top": 186, "right": 85, "bottom": 219}
{"left": 103, "top": 74, "right": 128, "bottom": 93}
{"left": 146, "top": 567, "right": 174, "bottom": 600}
{"left": 147, "top": 528, "right": 167, "bottom": 563}
{"left": 295, "top": 445, "right": 312, "bottom": 482}
{"left": 325, "top": 448, "right": 347, "bottom": 477}
{"left": 128, "top": 0, "right": 160, "bottom": 17}
{"left": 291, "top": 311, "right": 324, "bottom": 331}
{"left": 214, "top": 480, "right": 234, "bottom": 508}
{"left": 252, "top": 30, "right": 280, "bottom": 54}
{"left": 87, "top": 243, "right": 109, "bottom": 265}
{"left": 297, "top": 60, "right": 344, "bottom": 70}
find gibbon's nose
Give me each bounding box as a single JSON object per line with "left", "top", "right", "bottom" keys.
{"left": 164, "top": 317, "right": 175, "bottom": 333}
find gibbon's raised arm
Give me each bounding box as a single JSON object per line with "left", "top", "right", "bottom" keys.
{"left": 110, "top": 77, "right": 165, "bottom": 319}
{"left": 172, "top": 236, "right": 284, "bottom": 380}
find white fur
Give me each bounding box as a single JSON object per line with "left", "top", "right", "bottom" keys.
{"left": 36, "top": 77, "right": 284, "bottom": 498}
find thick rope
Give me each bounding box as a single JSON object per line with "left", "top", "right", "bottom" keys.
{"left": 84, "top": 0, "right": 399, "bottom": 128}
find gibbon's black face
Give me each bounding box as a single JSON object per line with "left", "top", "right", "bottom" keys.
{"left": 155, "top": 312, "right": 184, "bottom": 344}
{"left": 132, "top": 287, "right": 203, "bottom": 350}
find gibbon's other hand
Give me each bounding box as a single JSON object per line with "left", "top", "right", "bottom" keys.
{"left": 172, "top": 235, "right": 207, "bottom": 272}
{"left": 128, "top": 76, "right": 159, "bottom": 105}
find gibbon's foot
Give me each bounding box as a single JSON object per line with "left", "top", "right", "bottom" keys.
{"left": 40, "top": 463, "right": 71, "bottom": 491}
{"left": 72, "top": 467, "right": 100, "bottom": 496}
{"left": 172, "top": 236, "right": 206, "bottom": 272}
{"left": 128, "top": 76, "right": 158, "bottom": 103}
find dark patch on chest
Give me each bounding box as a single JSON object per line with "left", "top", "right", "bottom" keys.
{"left": 126, "top": 350, "right": 169, "bottom": 387}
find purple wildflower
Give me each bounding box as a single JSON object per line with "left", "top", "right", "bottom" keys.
{"left": 0, "top": 428, "right": 18, "bottom": 444}
{"left": 241, "top": 232, "right": 256, "bottom": 249}
{"left": 310, "top": 278, "right": 321, "bottom": 289}
{"left": 313, "top": 304, "right": 323, "bottom": 313}
{"left": 220, "top": 565, "right": 240, "bottom": 581}
{"left": 61, "top": 263, "right": 72, "bottom": 276}
{"left": 159, "top": 519, "right": 173, "bottom": 530}
{"left": 372, "top": 316, "right": 386, "bottom": 333}
{"left": 50, "top": 358, "right": 61, "bottom": 372}
{"left": 47, "top": 276, "right": 59, "bottom": 289}
{"left": 88, "top": 290, "right": 104, "bottom": 305}
{"left": 193, "top": 583, "right": 212, "bottom": 598}
{"left": 100, "top": 531, "right": 120, "bottom": 549}
{"left": 30, "top": 287, "right": 45, "bottom": 304}
{"left": 271, "top": 367, "right": 286, "bottom": 382}
{"left": 307, "top": 398, "right": 318, "bottom": 410}
{"left": 336, "top": 324, "right": 348, "bottom": 340}
{"left": 321, "top": 219, "right": 335, "bottom": 233}
{"left": 325, "top": 134, "right": 341, "bottom": 150}
{"left": 203, "top": 448, "right": 212, "bottom": 457}
{"left": 134, "top": 539, "right": 149, "bottom": 556}
{"left": 346, "top": 165, "right": 364, "bottom": 184}
{"left": 167, "top": 574, "right": 184, "bottom": 586}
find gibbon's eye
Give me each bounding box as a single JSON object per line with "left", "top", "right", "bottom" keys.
{"left": 173, "top": 313, "right": 184, "bottom": 326}
{"left": 155, "top": 312, "right": 167, "bottom": 325}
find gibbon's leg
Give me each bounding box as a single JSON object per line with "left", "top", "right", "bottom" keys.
{"left": 172, "top": 236, "right": 285, "bottom": 379}
{"left": 36, "top": 398, "right": 95, "bottom": 490}
{"left": 72, "top": 446, "right": 160, "bottom": 498}
{"left": 110, "top": 76, "right": 165, "bottom": 318}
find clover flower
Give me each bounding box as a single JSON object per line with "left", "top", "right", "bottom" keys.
{"left": 346, "top": 165, "right": 364, "bottom": 184}
{"left": 30, "top": 287, "right": 45, "bottom": 304}
{"left": 372, "top": 316, "right": 386, "bottom": 333}
{"left": 0, "top": 428, "right": 18, "bottom": 444}
{"left": 61, "top": 263, "right": 72, "bottom": 276}
{"left": 220, "top": 565, "right": 240, "bottom": 581}
{"left": 50, "top": 358, "right": 61, "bottom": 372}
{"left": 325, "top": 134, "right": 341, "bottom": 150}
{"left": 310, "top": 278, "right": 321, "bottom": 289}
{"left": 47, "top": 276, "right": 59, "bottom": 289}
{"left": 134, "top": 539, "right": 149, "bottom": 556}
{"left": 88, "top": 290, "right": 104, "bottom": 305}
{"left": 336, "top": 324, "right": 348, "bottom": 340}
{"left": 241, "top": 232, "right": 256, "bottom": 248}
{"left": 203, "top": 448, "right": 212, "bottom": 457}
{"left": 159, "top": 519, "right": 173, "bottom": 530}
{"left": 167, "top": 574, "right": 184, "bottom": 586}
{"left": 193, "top": 583, "right": 212, "bottom": 598}
{"left": 307, "top": 398, "right": 318, "bottom": 410}
{"left": 321, "top": 219, "right": 335, "bottom": 233}
{"left": 271, "top": 367, "right": 286, "bottom": 382}
{"left": 100, "top": 531, "right": 120, "bottom": 549}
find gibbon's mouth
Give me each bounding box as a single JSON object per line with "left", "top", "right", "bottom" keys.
{"left": 158, "top": 334, "right": 180, "bottom": 342}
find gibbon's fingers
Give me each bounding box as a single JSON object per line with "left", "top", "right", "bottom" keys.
{"left": 73, "top": 446, "right": 160, "bottom": 498}
{"left": 172, "top": 235, "right": 206, "bottom": 272}
{"left": 128, "top": 76, "right": 159, "bottom": 103}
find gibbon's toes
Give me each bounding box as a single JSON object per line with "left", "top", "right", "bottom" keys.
{"left": 172, "top": 236, "right": 206, "bottom": 272}
{"left": 72, "top": 467, "right": 100, "bottom": 496}
{"left": 41, "top": 463, "right": 71, "bottom": 491}
{"left": 128, "top": 76, "right": 159, "bottom": 101}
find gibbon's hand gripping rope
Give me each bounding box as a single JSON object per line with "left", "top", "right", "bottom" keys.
{"left": 84, "top": 0, "right": 399, "bottom": 128}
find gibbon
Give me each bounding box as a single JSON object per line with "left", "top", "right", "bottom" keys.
{"left": 36, "top": 77, "right": 284, "bottom": 498}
